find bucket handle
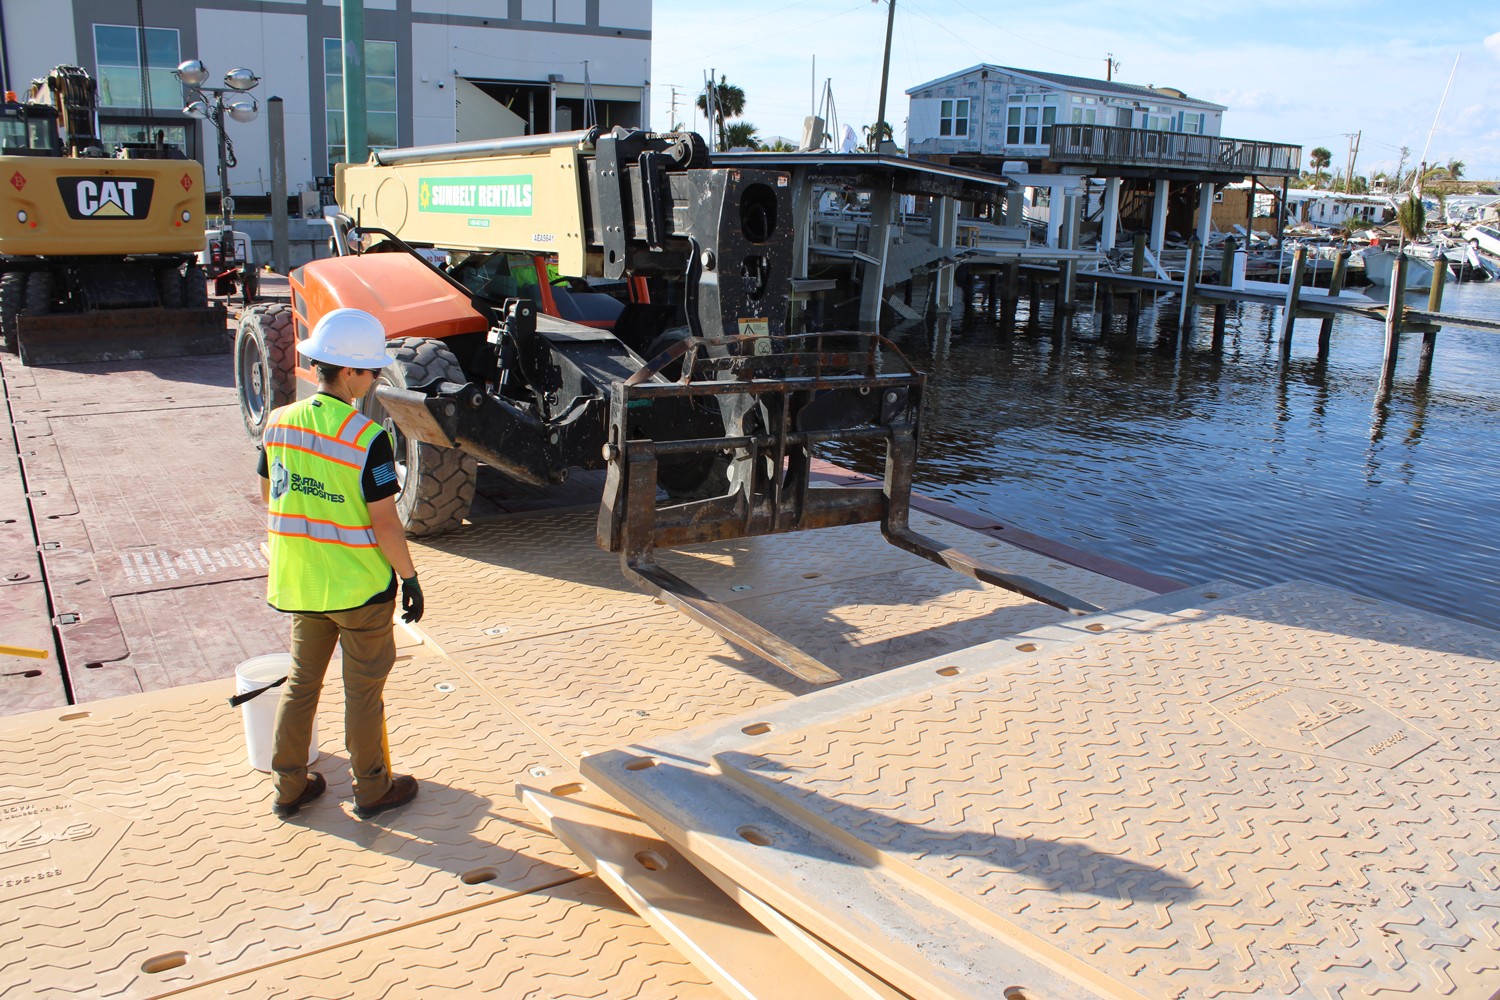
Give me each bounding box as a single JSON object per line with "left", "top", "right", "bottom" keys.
{"left": 228, "top": 675, "right": 287, "bottom": 708}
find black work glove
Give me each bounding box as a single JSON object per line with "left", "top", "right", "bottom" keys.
{"left": 401, "top": 574, "right": 424, "bottom": 624}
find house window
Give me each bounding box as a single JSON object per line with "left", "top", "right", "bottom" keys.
{"left": 939, "top": 99, "right": 970, "bottom": 137}
{"left": 93, "top": 24, "right": 181, "bottom": 109}
{"left": 325, "top": 38, "right": 399, "bottom": 172}
{"left": 1069, "top": 96, "right": 1096, "bottom": 126}
{"left": 1180, "top": 112, "right": 1203, "bottom": 134}
{"left": 1143, "top": 108, "right": 1171, "bottom": 131}
{"left": 1005, "top": 94, "right": 1058, "bottom": 146}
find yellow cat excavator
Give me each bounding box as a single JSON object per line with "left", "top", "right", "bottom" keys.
{"left": 0, "top": 65, "right": 224, "bottom": 365}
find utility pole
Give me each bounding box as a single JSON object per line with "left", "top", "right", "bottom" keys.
{"left": 873, "top": 0, "right": 895, "bottom": 151}
{"left": 1347, "top": 130, "right": 1362, "bottom": 192}
{"left": 668, "top": 86, "right": 680, "bottom": 131}
{"left": 1106, "top": 53, "right": 1118, "bottom": 82}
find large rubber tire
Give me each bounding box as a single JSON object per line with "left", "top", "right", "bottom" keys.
{"left": 183, "top": 262, "right": 209, "bottom": 309}
{"left": 235, "top": 303, "right": 298, "bottom": 444}
{"left": 24, "top": 270, "right": 52, "bottom": 316}
{"left": 157, "top": 265, "right": 184, "bottom": 308}
{"left": 0, "top": 272, "right": 23, "bottom": 354}
{"left": 644, "top": 328, "right": 732, "bottom": 500}
{"left": 361, "top": 337, "right": 477, "bottom": 537}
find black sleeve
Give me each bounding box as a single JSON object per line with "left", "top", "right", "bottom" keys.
{"left": 257, "top": 448, "right": 269, "bottom": 478}
{"left": 361, "top": 430, "right": 400, "bottom": 503}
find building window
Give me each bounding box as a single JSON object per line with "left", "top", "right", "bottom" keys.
{"left": 325, "top": 38, "right": 399, "bottom": 173}
{"left": 1180, "top": 112, "right": 1203, "bottom": 134}
{"left": 938, "top": 98, "right": 969, "bottom": 137}
{"left": 93, "top": 24, "right": 181, "bottom": 109}
{"left": 1142, "top": 107, "right": 1171, "bottom": 131}
{"left": 100, "top": 122, "right": 188, "bottom": 156}
{"left": 1005, "top": 94, "right": 1058, "bottom": 146}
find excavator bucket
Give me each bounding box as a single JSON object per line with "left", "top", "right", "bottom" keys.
{"left": 16, "top": 306, "right": 228, "bottom": 366}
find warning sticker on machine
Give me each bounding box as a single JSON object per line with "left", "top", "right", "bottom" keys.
{"left": 738, "top": 318, "right": 772, "bottom": 355}
{"left": 418, "top": 175, "right": 533, "bottom": 216}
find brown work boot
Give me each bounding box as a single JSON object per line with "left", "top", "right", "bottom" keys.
{"left": 272, "top": 772, "right": 326, "bottom": 818}
{"left": 353, "top": 774, "right": 418, "bottom": 820}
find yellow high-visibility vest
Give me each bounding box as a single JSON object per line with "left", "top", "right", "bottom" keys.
{"left": 263, "top": 396, "right": 392, "bottom": 611}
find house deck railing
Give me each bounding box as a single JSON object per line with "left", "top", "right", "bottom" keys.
{"left": 1049, "top": 125, "right": 1301, "bottom": 176}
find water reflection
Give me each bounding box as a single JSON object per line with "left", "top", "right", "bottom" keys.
{"left": 826, "top": 281, "right": 1500, "bottom": 630}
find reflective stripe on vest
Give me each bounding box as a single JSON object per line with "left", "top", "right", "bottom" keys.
{"left": 262, "top": 425, "right": 369, "bottom": 469}
{"left": 267, "top": 511, "right": 378, "bottom": 548}
{"left": 264, "top": 396, "right": 391, "bottom": 612}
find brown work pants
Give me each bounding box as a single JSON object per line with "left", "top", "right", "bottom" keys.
{"left": 271, "top": 600, "right": 397, "bottom": 809}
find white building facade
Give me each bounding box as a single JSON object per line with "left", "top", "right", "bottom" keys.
{"left": 906, "top": 65, "right": 1225, "bottom": 159}
{"left": 0, "top": 0, "right": 651, "bottom": 208}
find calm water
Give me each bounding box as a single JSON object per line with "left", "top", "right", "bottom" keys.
{"left": 828, "top": 280, "right": 1500, "bottom": 630}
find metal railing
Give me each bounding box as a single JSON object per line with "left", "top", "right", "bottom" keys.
{"left": 1049, "top": 125, "right": 1301, "bottom": 175}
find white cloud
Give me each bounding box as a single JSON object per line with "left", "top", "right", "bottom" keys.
{"left": 1485, "top": 31, "right": 1500, "bottom": 59}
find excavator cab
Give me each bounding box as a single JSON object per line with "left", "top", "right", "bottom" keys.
{"left": 0, "top": 95, "right": 62, "bottom": 157}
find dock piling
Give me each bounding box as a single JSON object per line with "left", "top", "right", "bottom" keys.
{"left": 1179, "top": 238, "right": 1201, "bottom": 331}
{"left": 1382, "top": 254, "right": 1408, "bottom": 378}
{"left": 1280, "top": 246, "right": 1307, "bottom": 357}
{"left": 1317, "top": 250, "right": 1349, "bottom": 359}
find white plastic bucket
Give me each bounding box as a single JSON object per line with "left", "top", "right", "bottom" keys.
{"left": 236, "top": 653, "right": 319, "bottom": 772}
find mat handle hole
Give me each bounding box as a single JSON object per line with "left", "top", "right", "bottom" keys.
{"left": 935, "top": 666, "right": 961, "bottom": 677}
{"left": 1203, "top": 592, "right": 1220, "bottom": 600}
{"left": 461, "top": 867, "right": 498, "bottom": 885}
{"left": 741, "top": 722, "right": 773, "bottom": 736}
{"left": 737, "top": 826, "right": 774, "bottom": 847}
{"left": 624, "top": 757, "right": 657, "bottom": 771}
{"left": 634, "top": 850, "right": 669, "bottom": 871}
{"left": 60, "top": 711, "right": 90, "bottom": 721}
{"left": 551, "top": 782, "right": 585, "bottom": 796}
{"left": 801, "top": 572, "right": 821, "bottom": 579}
{"left": 141, "top": 952, "right": 187, "bottom": 975}
{"left": 1003, "top": 989, "right": 1033, "bottom": 1000}
{"left": 1015, "top": 643, "right": 1037, "bottom": 653}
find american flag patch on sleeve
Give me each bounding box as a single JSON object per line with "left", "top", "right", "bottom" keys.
{"left": 372, "top": 462, "right": 397, "bottom": 486}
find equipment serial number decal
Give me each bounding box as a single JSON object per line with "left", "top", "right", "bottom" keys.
{"left": 532, "top": 233, "right": 556, "bottom": 243}
{"left": 467, "top": 218, "right": 491, "bottom": 228}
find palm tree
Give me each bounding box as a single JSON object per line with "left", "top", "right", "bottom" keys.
{"left": 1309, "top": 146, "right": 1332, "bottom": 188}
{"left": 723, "top": 122, "right": 760, "bottom": 150}
{"left": 1446, "top": 159, "right": 1465, "bottom": 181}
{"left": 695, "top": 75, "right": 746, "bottom": 151}
{"left": 1397, "top": 194, "right": 1426, "bottom": 247}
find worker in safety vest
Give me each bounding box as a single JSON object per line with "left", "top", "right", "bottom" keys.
{"left": 258, "top": 307, "right": 424, "bottom": 821}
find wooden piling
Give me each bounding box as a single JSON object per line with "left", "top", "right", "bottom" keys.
{"left": 1383, "top": 254, "right": 1407, "bottom": 375}
{"left": 1219, "top": 236, "right": 1236, "bottom": 285}
{"left": 1317, "top": 250, "right": 1349, "bottom": 358}
{"left": 1423, "top": 257, "right": 1446, "bottom": 365}
{"left": 1001, "top": 262, "right": 1019, "bottom": 332}
{"left": 1131, "top": 233, "right": 1146, "bottom": 277}
{"left": 1179, "top": 238, "right": 1201, "bottom": 330}
{"left": 1280, "top": 246, "right": 1307, "bottom": 356}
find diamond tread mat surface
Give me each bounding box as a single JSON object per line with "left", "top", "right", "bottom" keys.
{"left": 176, "top": 876, "right": 726, "bottom": 1000}
{"left": 586, "top": 582, "right": 1500, "bottom": 1000}
{"left": 416, "top": 508, "right": 1148, "bottom": 762}
{"left": 0, "top": 647, "right": 588, "bottom": 998}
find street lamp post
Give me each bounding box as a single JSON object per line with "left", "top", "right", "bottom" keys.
{"left": 174, "top": 60, "right": 260, "bottom": 304}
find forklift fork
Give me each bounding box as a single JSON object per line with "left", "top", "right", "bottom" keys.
{"left": 598, "top": 334, "right": 1100, "bottom": 685}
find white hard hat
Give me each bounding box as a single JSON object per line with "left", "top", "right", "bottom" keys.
{"left": 297, "top": 308, "right": 396, "bottom": 369}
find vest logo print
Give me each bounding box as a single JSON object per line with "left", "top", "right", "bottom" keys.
{"left": 55, "top": 177, "right": 155, "bottom": 220}
{"left": 269, "top": 459, "right": 290, "bottom": 501}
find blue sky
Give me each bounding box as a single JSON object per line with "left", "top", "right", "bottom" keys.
{"left": 649, "top": 0, "right": 1500, "bottom": 180}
